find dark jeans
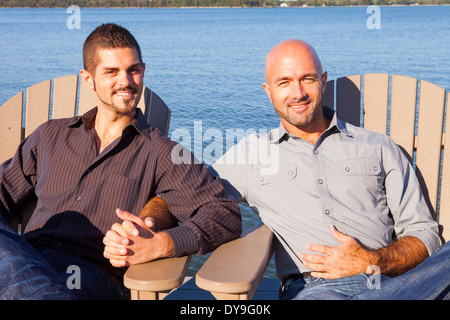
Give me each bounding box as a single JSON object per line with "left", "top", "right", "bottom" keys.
{"left": 0, "top": 215, "right": 126, "bottom": 300}
{"left": 280, "top": 241, "right": 450, "bottom": 300}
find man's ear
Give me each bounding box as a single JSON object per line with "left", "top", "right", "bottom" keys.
{"left": 80, "top": 69, "right": 95, "bottom": 91}
{"left": 262, "top": 82, "right": 272, "bottom": 104}
{"left": 321, "top": 71, "right": 328, "bottom": 94}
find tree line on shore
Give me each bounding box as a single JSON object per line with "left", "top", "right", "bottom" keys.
{"left": 1, "top": 0, "right": 448, "bottom": 8}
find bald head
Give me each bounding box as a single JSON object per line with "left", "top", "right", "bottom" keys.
{"left": 262, "top": 39, "right": 328, "bottom": 141}
{"left": 265, "top": 39, "right": 323, "bottom": 83}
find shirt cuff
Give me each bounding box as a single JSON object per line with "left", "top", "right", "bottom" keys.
{"left": 164, "top": 225, "right": 199, "bottom": 257}
{"left": 401, "top": 230, "right": 442, "bottom": 256}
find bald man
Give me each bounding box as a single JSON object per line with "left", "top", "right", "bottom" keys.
{"left": 263, "top": 40, "right": 328, "bottom": 144}
{"left": 210, "top": 39, "right": 449, "bottom": 300}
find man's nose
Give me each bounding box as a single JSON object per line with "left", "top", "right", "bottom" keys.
{"left": 117, "top": 71, "right": 132, "bottom": 88}
{"left": 291, "top": 81, "right": 308, "bottom": 100}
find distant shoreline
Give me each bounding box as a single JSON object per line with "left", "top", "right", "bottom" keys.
{"left": 1, "top": 4, "right": 449, "bottom": 9}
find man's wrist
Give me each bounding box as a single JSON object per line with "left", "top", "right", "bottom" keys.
{"left": 155, "top": 231, "right": 175, "bottom": 258}
{"left": 367, "top": 249, "right": 384, "bottom": 273}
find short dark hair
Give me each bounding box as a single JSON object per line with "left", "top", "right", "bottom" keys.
{"left": 83, "top": 23, "right": 143, "bottom": 75}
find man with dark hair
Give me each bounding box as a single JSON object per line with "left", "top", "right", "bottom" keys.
{"left": 0, "top": 23, "right": 241, "bottom": 300}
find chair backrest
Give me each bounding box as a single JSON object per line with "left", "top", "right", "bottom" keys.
{"left": 0, "top": 74, "right": 171, "bottom": 232}
{"left": 323, "top": 74, "right": 449, "bottom": 242}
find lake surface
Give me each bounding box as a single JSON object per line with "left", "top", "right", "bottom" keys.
{"left": 0, "top": 6, "right": 449, "bottom": 278}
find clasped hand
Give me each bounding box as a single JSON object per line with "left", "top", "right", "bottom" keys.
{"left": 103, "top": 208, "right": 158, "bottom": 267}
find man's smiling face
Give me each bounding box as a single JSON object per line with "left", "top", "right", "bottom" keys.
{"left": 263, "top": 40, "right": 327, "bottom": 135}
{"left": 91, "top": 46, "right": 145, "bottom": 116}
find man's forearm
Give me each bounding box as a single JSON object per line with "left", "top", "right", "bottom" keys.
{"left": 372, "top": 236, "right": 429, "bottom": 276}
{"left": 139, "top": 196, "right": 178, "bottom": 231}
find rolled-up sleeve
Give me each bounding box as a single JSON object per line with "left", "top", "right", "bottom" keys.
{"left": 384, "top": 137, "right": 442, "bottom": 255}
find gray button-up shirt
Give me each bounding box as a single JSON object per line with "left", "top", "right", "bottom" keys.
{"left": 211, "top": 106, "right": 441, "bottom": 279}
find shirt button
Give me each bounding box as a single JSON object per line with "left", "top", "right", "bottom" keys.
{"left": 315, "top": 150, "right": 319, "bottom": 154}
{"left": 288, "top": 170, "right": 293, "bottom": 175}
{"left": 374, "top": 167, "right": 378, "bottom": 171}
{"left": 325, "top": 209, "right": 330, "bottom": 215}
{"left": 318, "top": 179, "right": 323, "bottom": 184}
{"left": 76, "top": 196, "right": 82, "bottom": 201}
{"left": 57, "top": 242, "right": 62, "bottom": 246}
{"left": 260, "top": 177, "right": 264, "bottom": 181}
{"left": 345, "top": 167, "right": 350, "bottom": 172}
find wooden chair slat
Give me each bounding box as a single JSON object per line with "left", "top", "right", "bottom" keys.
{"left": 415, "top": 80, "right": 446, "bottom": 217}
{"left": 52, "top": 75, "right": 78, "bottom": 119}
{"left": 136, "top": 86, "right": 147, "bottom": 118}
{"left": 436, "top": 91, "right": 449, "bottom": 242}
{"left": 389, "top": 75, "right": 418, "bottom": 158}
{"left": 78, "top": 77, "right": 97, "bottom": 116}
{"left": 25, "top": 79, "right": 51, "bottom": 137}
{"left": 363, "top": 73, "right": 389, "bottom": 134}
{"left": 144, "top": 88, "right": 171, "bottom": 135}
{"left": 336, "top": 75, "right": 361, "bottom": 127}
{"left": 323, "top": 79, "right": 335, "bottom": 109}
{"left": 0, "top": 92, "right": 23, "bottom": 164}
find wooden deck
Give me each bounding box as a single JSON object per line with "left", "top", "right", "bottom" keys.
{"left": 165, "top": 277, "right": 280, "bottom": 300}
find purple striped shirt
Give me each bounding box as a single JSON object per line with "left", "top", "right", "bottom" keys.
{"left": 0, "top": 107, "right": 241, "bottom": 274}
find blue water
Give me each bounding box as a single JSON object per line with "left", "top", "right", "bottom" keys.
{"left": 0, "top": 6, "right": 449, "bottom": 278}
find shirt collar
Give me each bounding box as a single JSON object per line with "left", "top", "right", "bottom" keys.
{"left": 68, "top": 107, "right": 151, "bottom": 140}
{"left": 131, "top": 108, "right": 151, "bottom": 140}
{"left": 324, "top": 105, "right": 351, "bottom": 137}
{"left": 268, "top": 123, "right": 287, "bottom": 144}
{"left": 269, "top": 105, "right": 351, "bottom": 144}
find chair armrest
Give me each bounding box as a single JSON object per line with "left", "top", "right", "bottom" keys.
{"left": 195, "top": 223, "right": 274, "bottom": 300}
{"left": 124, "top": 255, "right": 191, "bottom": 300}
